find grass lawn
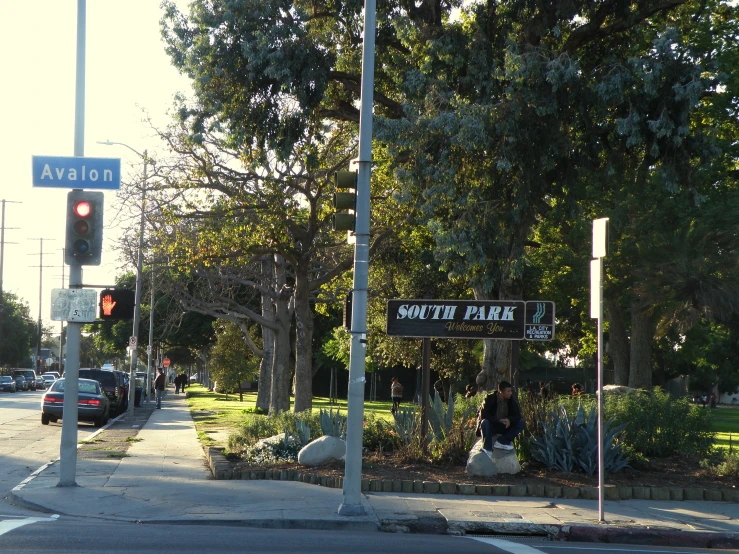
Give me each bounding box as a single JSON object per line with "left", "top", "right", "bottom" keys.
{"left": 185, "top": 384, "right": 396, "bottom": 447}
{"left": 711, "top": 405, "right": 739, "bottom": 451}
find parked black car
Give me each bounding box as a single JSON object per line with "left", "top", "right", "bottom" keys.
{"left": 13, "top": 369, "right": 37, "bottom": 391}
{"left": 79, "top": 368, "right": 126, "bottom": 416}
{"left": 13, "top": 375, "right": 28, "bottom": 391}
{"left": 0, "top": 376, "right": 17, "bottom": 393}
{"left": 41, "top": 378, "right": 110, "bottom": 427}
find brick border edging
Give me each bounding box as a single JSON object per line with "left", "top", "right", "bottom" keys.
{"left": 206, "top": 447, "right": 738, "bottom": 503}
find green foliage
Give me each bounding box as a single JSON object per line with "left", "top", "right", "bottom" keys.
{"left": 529, "top": 404, "right": 629, "bottom": 474}
{"left": 0, "top": 292, "right": 36, "bottom": 367}
{"left": 209, "top": 321, "right": 260, "bottom": 395}
{"left": 605, "top": 388, "right": 714, "bottom": 458}
{"left": 700, "top": 451, "right": 739, "bottom": 478}
{"left": 227, "top": 410, "right": 320, "bottom": 456}
{"left": 363, "top": 414, "right": 400, "bottom": 453}
{"left": 319, "top": 408, "right": 347, "bottom": 439}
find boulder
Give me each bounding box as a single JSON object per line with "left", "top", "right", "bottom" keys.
{"left": 298, "top": 435, "right": 346, "bottom": 466}
{"left": 257, "top": 433, "right": 299, "bottom": 449}
{"left": 466, "top": 439, "right": 521, "bottom": 477}
{"left": 599, "top": 385, "right": 640, "bottom": 396}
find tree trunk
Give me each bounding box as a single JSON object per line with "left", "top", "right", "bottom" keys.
{"left": 256, "top": 258, "right": 274, "bottom": 412}
{"left": 269, "top": 256, "right": 291, "bottom": 413}
{"left": 292, "top": 268, "right": 314, "bottom": 413}
{"left": 628, "top": 304, "right": 654, "bottom": 390}
{"left": 604, "top": 299, "right": 630, "bottom": 385}
{"left": 473, "top": 273, "right": 520, "bottom": 391}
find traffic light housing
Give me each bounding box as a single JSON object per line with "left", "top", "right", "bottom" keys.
{"left": 65, "top": 190, "right": 104, "bottom": 265}
{"left": 332, "top": 170, "right": 357, "bottom": 231}
{"left": 99, "top": 289, "right": 135, "bottom": 321}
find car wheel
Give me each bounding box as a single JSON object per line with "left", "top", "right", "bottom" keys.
{"left": 94, "top": 415, "right": 105, "bottom": 428}
{"left": 41, "top": 413, "right": 50, "bottom": 425}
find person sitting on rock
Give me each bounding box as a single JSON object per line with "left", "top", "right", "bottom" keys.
{"left": 475, "top": 381, "right": 525, "bottom": 456}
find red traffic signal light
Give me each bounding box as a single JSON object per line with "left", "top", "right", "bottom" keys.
{"left": 73, "top": 201, "right": 92, "bottom": 218}
{"left": 65, "top": 191, "right": 104, "bottom": 265}
{"left": 99, "top": 289, "right": 135, "bottom": 321}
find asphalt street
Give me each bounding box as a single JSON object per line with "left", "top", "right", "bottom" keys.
{"left": 0, "top": 520, "right": 735, "bottom": 554}
{"left": 0, "top": 388, "right": 96, "bottom": 517}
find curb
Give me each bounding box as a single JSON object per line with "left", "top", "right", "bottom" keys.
{"left": 565, "top": 525, "right": 739, "bottom": 549}
{"left": 205, "top": 447, "right": 739, "bottom": 503}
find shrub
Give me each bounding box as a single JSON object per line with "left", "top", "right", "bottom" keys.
{"left": 226, "top": 410, "right": 320, "bottom": 457}
{"left": 701, "top": 451, "right": 739, "bottom": 478}
{"left": 605, "top": 387, "right": 713, "bottom": 458}
{"left": 363, "top": 413, "right": 400, "bottom": 453}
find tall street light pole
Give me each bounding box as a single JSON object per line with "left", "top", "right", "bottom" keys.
{"left": 338, "top": 0, "right": 377, "bottom": 517}
{"left": 97, "top": 140, "right": 148, "bottom": 418}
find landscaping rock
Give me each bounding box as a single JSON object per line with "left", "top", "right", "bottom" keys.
{"left": 257, "top": 433, "right": 298, "bottom": 448}
{"left": 466, "top": 439, "right": 521, "bottom": 477}
{"left": 297, "top": 435, "right": 346, "bottom": 466}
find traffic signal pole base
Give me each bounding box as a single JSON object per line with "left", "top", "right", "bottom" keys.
{"left": 338, "top": 502, "right": 366, "bottom": 517}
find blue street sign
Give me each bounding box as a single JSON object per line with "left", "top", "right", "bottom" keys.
{"left": 32, "top": 156, "right": 121, "bottom": 189}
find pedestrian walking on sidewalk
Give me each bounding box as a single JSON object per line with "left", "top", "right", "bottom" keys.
{"left": 475, "top": 381, "right": 525, "bottom": 457}
{"left": 155, "top": 369, "right": 166, "bottom": 409}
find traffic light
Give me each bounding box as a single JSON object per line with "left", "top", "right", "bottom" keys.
{"left": 65, "top": 190, "right": 104, "bottom": 265}
{"left": 99, "top": 289, "right": 135, "bottom": 321}
{"left": 332, "top": 170, "right": 357, "bottom": 231}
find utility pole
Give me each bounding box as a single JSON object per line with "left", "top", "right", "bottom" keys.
{"left": 147, "top": 262, "right": 155, "bottom": 403}
{"left": 0, "top": 199, "right": 21, "bottom": 363}
{"left": 128, "top": 152, "right": 147, "bottom": 417}
{"left": 28, "top": 238, "right": 55, "bottom": 371}
{"left": 339, "top": 0, "right": 377, "bottom": 517}
{"left": 59, "top": 0, "right": 87, "bottom": 487}
{"left": 51, "top": 249, "right": 67, "bottom": 370}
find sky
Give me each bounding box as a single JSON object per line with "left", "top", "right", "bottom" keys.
{"left": 0, "top": 0, "right": 192, "bottom": 340}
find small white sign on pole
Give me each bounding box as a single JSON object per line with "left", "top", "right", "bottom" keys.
{"left": 51, "top": 289, "right": 97, "bottom": 322}
{"left": 590, "top": 260, "right": 601, "bottom": 319}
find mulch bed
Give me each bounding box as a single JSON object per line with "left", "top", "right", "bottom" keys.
{"left": 228, "top": 451, "right": 738, "bottom": 490}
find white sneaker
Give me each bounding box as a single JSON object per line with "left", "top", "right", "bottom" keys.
{"left": 481, "top": 448, "right": 493, "bottom": 459}
{"left": 494, "top": 441, "right": 514, "bottom": 451}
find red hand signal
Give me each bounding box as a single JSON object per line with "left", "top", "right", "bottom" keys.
{"left": 101, "top": 294, "right": 117, "bottom": 316}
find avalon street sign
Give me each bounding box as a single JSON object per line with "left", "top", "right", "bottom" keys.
{"left": 386, "top": 299, "right": 526, "bottom": 340}
{"left": 32, "top": 155, "right": 121, "bottom": 189}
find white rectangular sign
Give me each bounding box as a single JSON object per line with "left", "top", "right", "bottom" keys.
{"left": 590, "top": 260, "right": 601, "bottom": 319}
{"left": 51, "top": 289, "right": 98, "bottom": 322}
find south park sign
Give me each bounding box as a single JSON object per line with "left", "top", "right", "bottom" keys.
{"left": 385, "top": 299, "right": 554, "bottom": 341}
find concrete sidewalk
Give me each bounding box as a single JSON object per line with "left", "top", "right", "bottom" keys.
{"left": 8, "top": 391, "right": 739, "bottom": 548}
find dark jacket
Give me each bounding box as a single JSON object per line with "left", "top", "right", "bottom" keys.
{"left": 475, "top": 391, "right": 522, "bottom": 437}
{"left": 154, "top": 373, "right": 166, "bottom": 391}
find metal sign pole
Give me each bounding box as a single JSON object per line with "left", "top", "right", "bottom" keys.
{"left": 591, "top": 218, "right": 609, "bottom": 523}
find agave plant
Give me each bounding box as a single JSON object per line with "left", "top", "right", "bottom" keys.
{"left": 392, "top": 406, "right": 418, "bottom": 445}
{"left": 427, "top": 392, "right": 455, "bottom": 442}
{"left": 530, "top": 403, "right": 629, "bottom": 475}
{"left": 319, "top": 407, "right": 347, "bottom": 439}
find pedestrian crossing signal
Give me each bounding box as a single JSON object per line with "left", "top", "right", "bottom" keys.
{"left": 99, "top": 289, "right": 135, "bottom": 321}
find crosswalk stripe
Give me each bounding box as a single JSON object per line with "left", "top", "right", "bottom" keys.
{"left": 0, "top": 517, "right": 56, "bottom": 537}
{"left": 468, "top": 537, "right": 547, "bottom": 553}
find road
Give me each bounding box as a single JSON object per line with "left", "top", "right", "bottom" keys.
{"left": 0, "top": 388, "right": 96, "bottom": 515}
{"left": 0, "top": 522, "right": 733, "bottom": 553}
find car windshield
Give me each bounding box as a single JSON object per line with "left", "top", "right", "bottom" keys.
{"left": 78, "top": 370, "right": 116, "bottom": 387}
{"left": 15, "top": 376, "right": 25, "bottom": 381}
{"left": 50, "top": 379, "right": 100, "bottom": 395}
{"left": 0, "top": 376, "right": 11, "bottom": 383}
